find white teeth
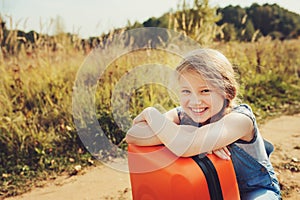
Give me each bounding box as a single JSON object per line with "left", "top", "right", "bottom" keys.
{"left": 191, "top": 108, "right": 205, "bottom": 113}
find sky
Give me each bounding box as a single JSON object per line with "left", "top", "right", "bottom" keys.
{"left": 1, "top": 0, "right": 299, "bottom": 39}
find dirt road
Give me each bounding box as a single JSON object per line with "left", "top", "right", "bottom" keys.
{"left": 5, "top": 114, "right": 300, "bottom": 200}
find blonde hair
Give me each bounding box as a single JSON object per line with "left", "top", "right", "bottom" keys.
{"left": 176, "top": 48, "right": 239, "bottom": 113}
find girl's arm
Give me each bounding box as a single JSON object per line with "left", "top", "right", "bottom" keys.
{"left": 125, "top": 108, "right": 179, "bottom": 146}
{"left": 125, "top": 121, "right": 161, "bottom": 146}
{"left": 133, "top": 107, "right": 254, "bottom": 157}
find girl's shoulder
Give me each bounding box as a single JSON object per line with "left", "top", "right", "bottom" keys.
{"left": 231, "top": 104, "right": 258, "bottom": 143}
{"left": 231, "top": 104, "right": 256, "bottom": 123}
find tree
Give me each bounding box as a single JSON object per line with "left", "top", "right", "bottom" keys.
{"left": 217, "top": 5, "right": 246, "bottom": 29}
{"left": 220, "top": 23, "right": 237, "bottom": 41}
{"left": 217, "top": 3, "right": 300, "bottom": 41}
{"left": 240, "top": 19, "right": 255, "bottom": 41}
{"left": 247, "top": 3, "right": 300, "bottom": 39}
{"left": 142, "top": 14, "right": 169, "bottom": 28}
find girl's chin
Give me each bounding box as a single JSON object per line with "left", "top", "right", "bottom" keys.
{"left": 190, "top": 115, "right": 209, "bottom": 124}
{"left": 193, "top": 119, "right": 207, "bottom": 124}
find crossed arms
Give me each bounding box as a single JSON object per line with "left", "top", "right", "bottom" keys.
{"left": 126, "top": 107, "right": 254, "bottom": 157}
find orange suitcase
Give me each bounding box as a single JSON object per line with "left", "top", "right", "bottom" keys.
{"left": 128, "top": 144, "right": 240, "bottom": 200}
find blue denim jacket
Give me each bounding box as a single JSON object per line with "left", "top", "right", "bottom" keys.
{"left": 177, "top": 104, "right": 281, "bottom": 199}
{"left": 230, "top": 104, "right": 281, "bottom": 199}
{"left": 229, "top": 143, "right": 281, "bottom": 198}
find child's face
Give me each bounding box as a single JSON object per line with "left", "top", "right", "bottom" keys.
{"left": 178, "top": 71, "right": 225, "bottom": 123}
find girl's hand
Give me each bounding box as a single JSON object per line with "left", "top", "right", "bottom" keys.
{"left": 133, "top": 107, "right": 156, "bottom": 125}
{"left": 208, "top": 146, "right": 231, "bottom": 160}
{"left": 126, "top": 107, "right": 163, "bottom": 146}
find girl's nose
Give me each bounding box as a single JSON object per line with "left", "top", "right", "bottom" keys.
{"left": 190, "top": 93, "right": 203, "bottom": 105}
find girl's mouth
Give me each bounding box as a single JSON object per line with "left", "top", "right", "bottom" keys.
{"left": 190, "top": 107, "right": 208, "bottom": 114}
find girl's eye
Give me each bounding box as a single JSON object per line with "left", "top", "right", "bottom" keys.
{"left": 181, "top": 90, "right": 191, "bottom": 94}
{"left": 201, "top": 89, "right": 211, "bottom": 93}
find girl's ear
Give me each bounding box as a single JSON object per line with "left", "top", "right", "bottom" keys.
{"left": 224, "top": 99, "right": 230, "bottom": 108}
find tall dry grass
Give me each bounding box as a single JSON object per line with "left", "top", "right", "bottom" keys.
{"left": 0, "top": 13, "right": 299, "bottom": 198}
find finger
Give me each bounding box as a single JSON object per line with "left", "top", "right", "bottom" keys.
{"left": 132, "top": 121, "right": 148, "bottom": 129}
{"left": 223, "top": 146, "right": 231, "bottom": 157}
{"left": 133, "top": 113, "right": 145, "bottom": 124}
{"left": 212, "top": 150, "right": 223, "bottom": 159}
{"left": 213, "top": 150, "right": 226, "bottom": 160}
{"left": 220, "top": 148, "right": 231, "bottom": 160}
{"left": 213, "top": 149, "right": 230, "bottom": 160}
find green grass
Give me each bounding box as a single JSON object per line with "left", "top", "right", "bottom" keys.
{"left": 0, "top": 33, "right": 299, "bottom": 198}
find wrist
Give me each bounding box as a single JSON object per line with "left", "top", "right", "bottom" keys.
{"left": 145, "top": 107, "right": 167, "bottom": 134}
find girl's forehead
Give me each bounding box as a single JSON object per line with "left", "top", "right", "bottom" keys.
{"left": 179, "top": 71, "right": 206, "bottom": 82}
{"left": 178, "top": 72, "right": 209, "bottom": 87}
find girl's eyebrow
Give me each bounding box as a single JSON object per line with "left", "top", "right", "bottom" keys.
{"left": 180, "top": 86, "right": 190, "bottom": 88}
{"left": 180, "top": 85, "right": 209, "bottom": 89}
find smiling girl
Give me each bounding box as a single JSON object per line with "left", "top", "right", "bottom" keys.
{"left": 126, "top": 48, "right": 281, "bottom": 199}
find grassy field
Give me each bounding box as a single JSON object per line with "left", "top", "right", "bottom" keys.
{"left": 0, "top": 29, "right": 299, "bottom": 198}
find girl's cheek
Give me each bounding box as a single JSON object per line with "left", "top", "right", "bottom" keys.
{"left": 180, "top": 96, "right": 189, "bottom": 103}
{"left": 203, "top": 95, "right": 213, "bottom": 102}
